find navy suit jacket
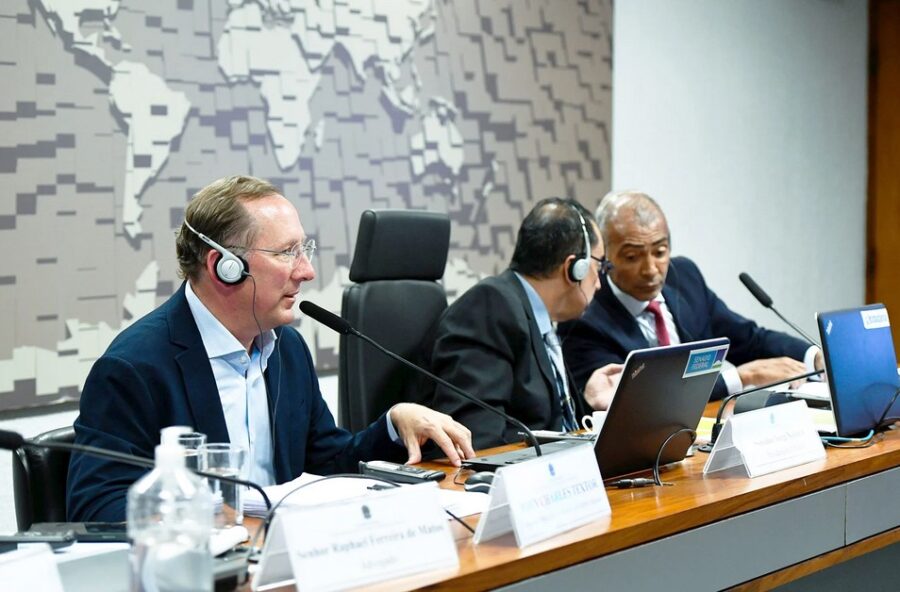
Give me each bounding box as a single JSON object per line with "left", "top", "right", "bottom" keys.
{"left": 67, "top": 284, "right": 404, "bottom": 522}
{"left": 559, "top": 256, "right": 810, "bottom": 401}
{"left": 427, "top": 270, "right": 586, "bottom": 450}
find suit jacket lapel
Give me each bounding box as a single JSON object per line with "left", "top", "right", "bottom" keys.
{"left": 661, "top": 281, "right": 690, "bottom": 343}
{"left": 265, "top": 332, "right": 294, "bottom": 483}
{"left": 500, "top": 270, "right": 557, "bottom": 391}
{"left": 168, "top": 284, "right": 231, "bottom": 444}
{"left": 597, "top": 281, "right": 650, "bottom": 352}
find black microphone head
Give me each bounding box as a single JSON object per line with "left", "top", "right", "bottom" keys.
{"left": 299, "top": 300, "right": 354, "bottom": 335}
{"left": 739, "top": 272, "right": 773, "bottom": 308}
{"left": 0, "top": 429, "right": 26, "bottom": 450}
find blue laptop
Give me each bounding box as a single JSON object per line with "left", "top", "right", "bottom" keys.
{"left": 817, "top": 304, "right": 900, "bottom": 437}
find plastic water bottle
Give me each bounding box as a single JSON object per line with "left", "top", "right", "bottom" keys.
{"left": 127, "top": 432, "right": 214, "bottom": 592}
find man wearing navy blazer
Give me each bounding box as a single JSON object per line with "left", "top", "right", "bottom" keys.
{"left": 67, "top": 175, "right": 474, "bottom": 522}
{"left": 559, "top": 190, "right": 820, "bottom": 409}
{"left": 428, "top": 198, "right": 609, "bottom": 450}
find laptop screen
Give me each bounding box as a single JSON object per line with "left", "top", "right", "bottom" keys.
{"left": 817, "top": 304, "right": 900, "bottom": 436}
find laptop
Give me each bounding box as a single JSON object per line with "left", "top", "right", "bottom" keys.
{"left": 464, "top": 338, "right": 730, "bottom": 479}
{"left": 816, "top": 304, "right": 900, "bottom": 437}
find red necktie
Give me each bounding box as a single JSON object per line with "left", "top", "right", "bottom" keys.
{"left": 645, "top": 300, "right": 671, "bottom": 346}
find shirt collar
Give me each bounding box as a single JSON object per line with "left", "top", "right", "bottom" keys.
{"left": 513, "top": 272, "right": 553, "bottom": 336}
{"left": 607, "top": 275, "right": 666, "bottom": 319}
{"left": 184, "top": 281, "right": 277, "bottom": 361}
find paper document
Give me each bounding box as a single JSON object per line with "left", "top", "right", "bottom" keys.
{"left": 781, "top": 381, "right": 831, "bottom": 401}
{"left": 695, "top": 416, "right": 715, "bottom": 443}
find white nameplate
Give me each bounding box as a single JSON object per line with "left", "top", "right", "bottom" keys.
{"left": 704, "top": 400, "right": 825, "bottom": 477}
{"left": 254, "top": 482, "right": 457, "bottom": 592}
{"left": 474, "top": 443, "right": 609, "bottom": 548}
{"left": 0, "top": 544, "right": 65, "bottom": 592}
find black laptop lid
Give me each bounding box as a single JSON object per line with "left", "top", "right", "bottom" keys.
{"left": 817, "top": 304, "right": 900, "bottom": 437}
{"left": 593, "top": 338, "right": 729, "bottom": 478}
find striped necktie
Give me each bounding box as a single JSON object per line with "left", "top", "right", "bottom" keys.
{"left": 544, "top": 330, "right": 577, "bottom": 432}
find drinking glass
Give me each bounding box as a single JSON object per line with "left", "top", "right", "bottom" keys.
{"left": 200, "top": 443, "right": 247, "bottom": 528}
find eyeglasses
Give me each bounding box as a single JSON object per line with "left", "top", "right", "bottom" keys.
{"left": 591, "top": 255, "right": 614, "bottom": 275}
{"left": 231, "top": 239, "right": 317, "bottom": 266}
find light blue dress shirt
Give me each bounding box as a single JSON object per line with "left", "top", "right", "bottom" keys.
{"left": 513, "top": 272, "right": 576, "bottom": 430}
{"left": 184, "top": 283, "right": 402, "bottom": 485}
{"left": 185, "top": 282, "right": 277, "bottom": 486}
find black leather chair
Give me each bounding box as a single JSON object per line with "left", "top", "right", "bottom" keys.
{"left": 338, "top": 209, "right": 451, "bottom": 432}
{"left": 12, "top": 425, "right": 76, "bottom": 530}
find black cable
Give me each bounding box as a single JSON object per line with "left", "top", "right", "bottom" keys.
{"left": 242, "top": 275, "right": 273, "bottom": 476}
{"left": 652, "top": 427, "right": 696, "bottom": 486}
{"left": 875, "top": 387, "right": 900, "bottom": 430}
{"left": 605, "top": 427, "right": 696, "bottom": 489}
{"left": 697, "top": 369, "right": 825, "bottom": 453}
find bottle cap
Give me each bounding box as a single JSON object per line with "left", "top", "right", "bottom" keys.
{"left": 154, "top": 442, "right": 187, "bottom": 469}
{"left": 160, "top": 425, "right": 194, "bottom": 446}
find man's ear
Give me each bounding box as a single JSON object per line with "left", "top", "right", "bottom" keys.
{"left": 561, "top": 254, "right": 578, "bottom": 285}
{"left": 204, "top": 248, "right": 222, "bottom": 284}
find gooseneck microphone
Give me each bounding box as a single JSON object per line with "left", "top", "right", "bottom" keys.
{"left": 696, "top": 368, "right": 825, "bottom": 452}
{"left": 739, "top": 272, "right": 821, "bottom": 348}
{"left": 299, "top": 300, "right": 544, "bottom": 456}
{"left": 0, "top": 429, "right": 272, "bottom": 511}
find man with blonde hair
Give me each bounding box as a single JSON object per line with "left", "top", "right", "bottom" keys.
{"left": 68, "top": 175, "right": 473, "bottom": 521}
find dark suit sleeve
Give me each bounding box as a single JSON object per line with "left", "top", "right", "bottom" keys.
{"left": 289, "top": 333, "right": 406, "bottom": 476}
{"left": 67, "top": 355, "right": 160, "bottom": 522}
{"left": 428, "top": 282, "right": 527, "bottom": 449}
{"left": 674, "top": 259, "right": 810, "bottom": 368}
{"left": 667, "top": 258, "right": 810, "bottom": 399}
{"left": 559, "top": 317, "right": 633, "bottom": 393}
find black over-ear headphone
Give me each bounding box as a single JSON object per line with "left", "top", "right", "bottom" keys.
{"left": 183, "top": 219, "right": 249, "bottom": 285}
{"left": 567, "top": 205, "right": 591, "bottom": 283}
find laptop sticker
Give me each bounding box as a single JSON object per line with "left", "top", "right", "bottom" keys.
{"left": 683, "top": 345, "right": 728, "bottom": 378}
{"left": 860, "top": 308, "right": 890, "bottom": 330}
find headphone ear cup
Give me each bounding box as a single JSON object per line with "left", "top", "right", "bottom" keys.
{"left": 568, "top": 257, "right": 589, "bottom": 283}
{"left": 215, "top": 252, "right": 249, "bottom": 285}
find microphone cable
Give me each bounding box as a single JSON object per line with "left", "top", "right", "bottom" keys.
{"left": 605, "top": 427, "right": 696, "bottom": 489}
{"left": 821, "top": 386, "right": 900, "bottom": 448}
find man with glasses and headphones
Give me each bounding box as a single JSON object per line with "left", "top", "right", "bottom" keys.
{"left": 426, "top": 197, "right": 615, "bottom": 450}
{"left": 559, "top": 190, "right": 820, "bottom": 410}
{"left": 67, "top": 175, "right": 474, "bottom": 522}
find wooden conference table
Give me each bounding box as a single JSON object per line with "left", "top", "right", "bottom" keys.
{"left": 249, "top": 404, "right": 900, "bottom": 591}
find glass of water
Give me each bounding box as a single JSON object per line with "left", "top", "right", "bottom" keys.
{"left": 200, "top": 443, "right": 247, "bottom": 529}
{"left": 177, "top": 432, "right": 207, "bottom": 471}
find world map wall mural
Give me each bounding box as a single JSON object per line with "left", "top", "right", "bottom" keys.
{"left": 0, "top": 0, "right": 612, "bottom": 411}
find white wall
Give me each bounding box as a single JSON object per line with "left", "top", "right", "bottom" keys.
{"left": 612, "top": 0, "right": 868, "bottom": 338}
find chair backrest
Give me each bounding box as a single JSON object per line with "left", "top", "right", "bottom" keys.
{"left": 11, "top": 425, "right": 76, "bottom": 530}
{"left": 339, "top": 209, "right": 451, "bottom": 432}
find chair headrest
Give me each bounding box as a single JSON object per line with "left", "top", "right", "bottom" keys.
{"left": 349, "top": 210, "right": 450, "bottom": 282}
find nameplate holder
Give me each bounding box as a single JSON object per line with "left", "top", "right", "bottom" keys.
{"left": 703, "top": 399, "right": 825, "bottom": 478}
{"left": 474, "top": 443, "right": 609, "bottom": 548}
{"left": 0, "top": 544, "right": 65, "bottom": 592}
{"left": 254, "top": 482, "right": 457, "bottom": 592}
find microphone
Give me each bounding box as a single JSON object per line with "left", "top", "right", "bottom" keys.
{"left": 0, "top": 429, "right": 272, "bottom": 511}
{"left": 299, "top": 300, "right": 544, "bottom": 456}
{"left": 739, "top": 272, "right": 821, "bottom": 348}
{"left": 696, "top": 368, "right": 824, "bottom": 452}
